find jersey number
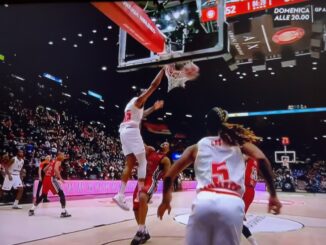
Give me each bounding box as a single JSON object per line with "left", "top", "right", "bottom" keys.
{"left": 211, "top": 162, "right": 230, "bottom": 185}
{"left": 123, "top": 110, "right": 131, "bottom": 122}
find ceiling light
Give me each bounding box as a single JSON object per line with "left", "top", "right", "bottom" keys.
{"left": 62, "top": 37, "right": 67, "bottom": 41}
{"left": 108, "top": 25, "right": 112, "bottom": 29}
{"left": 236, "top": 72, "right": 240, "bottom": 75}
{"left": 185, "top": 114, "right": 192, "bottom": 118}
{"left": 312, "top": 61, "right": 318, "bottom": 65}
{"left": 271, "top": 72, "right": 275, "bottom": 75}
{"left": 89, "top": 40, "right": 94, "bottom": 44}
{"left": 81, "top": 91, "right": 87, "bottom": 95}
{"left": 276, "top": 138, "right": 280, "bottom": 141}
{"left": 92, "top": 29, "right": 97, "bottom": 33}
{"left": 78, "top": 33, "right": 82, "bottom": 37}
{"left": 103, "top": 37, "right": 108, "bottom": 41}
{"left": 263, "top": 117, "right": 268, "bottom": 120}
{"left": 100, "top": 99, "right": 104, "bottom": 103}
{"left": 48, "top": 41, "right": 54, "bottom": 45}
{"left": 4, "top": 4, "right": 9, "bottom": 7}
{"left": 166, "top": 112, "right": 172, "bottom": 116}
{"left": 268, "top": 67, "right": 272, "bottom": 71}
{"left": 73, "top": 44, "right": 78, "bottom": 48}
{"left": 218, "top": 74, "right": 223, "bottom": 77}
{"left": 314, "top": 137, "right": 318, "bottom": 140}
{"left": 239, "top": 76, "right": 244, "bottom": 79}
{"left": 267, "top": 137, "right": 272, "bottom": 140}
{"left": 99, "top": 106, "right": 105, "bottom": 110}
{"left": 157, "top": 117, "right": 163, "bottom": 121}
{"left": 254, "top": 74, "right": 259, "bottom": 77}
{"left": 62, "top": 93, "right": 71, "bottom": 98}
{"left": 115, "top": 105, "right": 120, "bottom": 108}
{"left": 101, "top": 66, "right": 107, "bottom": 71}
{"left": 322, "top": 135, "right": 326, "bottom": 138}
{"left": 164, "top": 15, "right": 171, "bottom": 21}
{"left": 312, "top": 67, "right": 317, "bottom": 70}
{"left": 132, "top": 86, "right": 137, "bottom": 90}
{"left": 242, "top": 73, "right": 247, "bottom": 76}
{"left": 223, "top": 78, "right": 227, "bottom": 81}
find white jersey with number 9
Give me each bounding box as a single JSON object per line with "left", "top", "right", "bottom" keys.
{"left": 119, "top": 97, "right": 144, "bottom": 129}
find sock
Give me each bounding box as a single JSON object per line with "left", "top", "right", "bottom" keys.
{"left": 13, "top": 200, "right": 19, "bottom": 206}
{"left": 138, "top": 224, "right": 145, "bottom": 232}
{"left": 31, "top": 204, "right": 36, "bottom": 211}
{"left": 62, "top": 208, "right": 66, "bottom": 213}
{"left": 248, "top": 236, "right": 259, "bottom": 245}
{"left": 119, "top": 182, "right": 127, "bottom": 195}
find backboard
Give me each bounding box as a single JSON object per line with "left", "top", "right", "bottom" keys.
{"left": 116, "top": 0, "right": 228, "bottom": 72}
{"left": 275, "top": 151, "right": 296, "bottom": 164}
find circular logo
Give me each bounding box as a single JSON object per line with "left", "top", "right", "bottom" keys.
{"left": 206, "top": 9, "right": 216, "bottom": 19}
{"left": 272, "top": 27, "right": 305, "bottom": 45}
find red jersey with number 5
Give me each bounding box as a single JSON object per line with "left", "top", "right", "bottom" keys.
{"left": 245, "top": 158, "right": 258, "bottom": 188}
{"left": 194, "top": 136, "right": 245, "bottom": 196}
{"left": 45, "top": 160, "right": 62, "bottom": 177}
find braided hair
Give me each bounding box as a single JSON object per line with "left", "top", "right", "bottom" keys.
{"left": 205, "top": 107, "right": 261, "bottom": 146}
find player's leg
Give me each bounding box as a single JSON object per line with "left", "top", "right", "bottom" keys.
{"left": 212, "top": 194, "right": 245, "bottom": 245}
{"left": 51, "top": 177, "right": 71, "bottom": 218}
{"left": 12, "top": 175, "right": 23, "bottom": 209}
{"left": 29, "top": 178, "right": 50, "bottom": 216}
{"left": 36, "top": 180, "right": 42, "bottom": 200}
{"left": 113, "top": 153, "right": 136, "bottom": 211}
{"left": 242, "top": 187, "right": 258, "bottom": 245}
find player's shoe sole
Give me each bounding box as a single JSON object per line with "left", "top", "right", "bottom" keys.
{"left": 28, "top": 210, "right": 35, "bottom": 216}
{"left": 60, "top": 212, "right": 72, "bottom": 218}
{"left": 12, "top": 205, "right": 23, "bottom": 209}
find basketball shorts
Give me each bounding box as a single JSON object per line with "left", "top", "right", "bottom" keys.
{"left": 119, "top": 127, "right": 145, "bottom": 156}
{"left": 2, "top": 174, "right": 23, "bottom": 191}
{"left": 186, "top": 191, "right": 245, "bottom": 245}
{"left": 132, "top": 176, "right": 158, "bottom": 211}
{"left": 42, "top": 176, "right": 62, "bottom": 195}
{"left": 243, "top": 186, "right": 255, "bottom": 213}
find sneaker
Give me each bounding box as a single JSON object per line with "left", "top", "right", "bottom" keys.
{"left": 143, "top": 231, "right": 151, "bottom": 243}
{"left": 60, "top": 211, "right": 72, "bottom": 218}
{"left": 130, "top": 231, "right": 146, "bottom": 245}
{"left": 28, "top": 209, "right": 35, "bottom": 216}
{"left": 113, "top": 194, "right": 130, "bottom": 211}
{"left": 12, "top": 205, "right": 23, "bottom": 209}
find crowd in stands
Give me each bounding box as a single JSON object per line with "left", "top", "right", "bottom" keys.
{"left": 0, "top": 99, "right": 126, "bottom": 184}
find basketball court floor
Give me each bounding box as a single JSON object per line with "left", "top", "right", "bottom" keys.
{"left": 1, "top": 190, "right": 326, "bottom": 245}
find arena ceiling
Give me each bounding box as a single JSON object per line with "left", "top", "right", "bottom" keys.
{"left": 0, "top": 2, "right": 325, "bottom": 159}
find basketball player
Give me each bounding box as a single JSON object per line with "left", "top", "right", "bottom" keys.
{"left": 29, "top": 152, "right": 71, "bottom": 218}
{"left": 0, "top": 152, "right": 10, "bottom": 201}
{"left": 1, "top": 149, "right": 25, "bottom": 209}
{"left": 131, "top": 142, "right": 171, "bottom": 245}
{"left": 113, "top": 68, "right": 165, "bottom": 210}
{"left": 35, "top": 155, "right": 51, "bottom": 203}
{"left": 157, "top": 107, "right": 282, "bottom": 245}
{"left": 242, "top": 156, "right": 259, "bottom": 245}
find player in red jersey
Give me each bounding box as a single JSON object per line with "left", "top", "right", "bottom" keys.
{"left": 28, "top": 152, "right": 71, "bottom": 218}
{"left": 131, "top": 142, "right": 171, "bottom": 245}
{"left": 242, "top": 156, "right": 259, "bottom": 245}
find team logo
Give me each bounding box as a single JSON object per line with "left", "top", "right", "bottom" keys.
{"left": 206, "top": 9, "right": 216, "bottom": 19}
{"left": 272, "top": 27, "right": 305, "bottom": 45}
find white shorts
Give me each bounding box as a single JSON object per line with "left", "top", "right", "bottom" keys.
{"left": 185, "top": 191, "right": 245, "bottom": 245}
{"left": 2, "top": 174, "right": 23, "bottom": 191}
{"left": 119, "top": 127, "right": 145, "bottom": 156}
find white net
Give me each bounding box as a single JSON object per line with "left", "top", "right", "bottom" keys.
{"left": 164, "top": 61, "right": 199, "bottom": 92}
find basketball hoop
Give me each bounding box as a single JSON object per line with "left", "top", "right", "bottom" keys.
{"left": 164, "top": 61, "right": 200, "bottom": 92}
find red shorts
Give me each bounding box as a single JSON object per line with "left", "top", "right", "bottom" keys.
{"left": 243, "top": 186, "right": 255, "bottom": 213}
{"left": 42, "top": 176, "right": 61, "bottom": 195}
{"left": 133, "top": 176, "right": 158, "bottom": 211}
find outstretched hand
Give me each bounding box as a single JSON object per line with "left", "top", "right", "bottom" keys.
{"left": 153, "top": 100, "right": 164, "bottom": 110}
{"left": 268, "top": 196, "right": 282, "bottom": 215}
{"left": 157, "top": 201, "right": 172, "bottom": 220}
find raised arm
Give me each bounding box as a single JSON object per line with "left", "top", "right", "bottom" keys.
{"left": 134, "top": 68, "right": 165, "bottom": 109}
{"left": 143, "top": 100, "right": 164, "bottom": 119}
{"left": 157, "top": 144, "right": 197, "bottom": 219}
{"left": 241, "top": 142, "right": 282, "bottom": 214}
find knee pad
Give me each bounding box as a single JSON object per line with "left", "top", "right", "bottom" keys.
{"left": 135, "top": 152, "right": 147, "bottom": 179}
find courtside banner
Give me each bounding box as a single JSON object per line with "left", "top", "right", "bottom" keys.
{"left": 92, "top": 2, "right": 165, "bottom": 53}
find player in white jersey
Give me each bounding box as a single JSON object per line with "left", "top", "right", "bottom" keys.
{"left": 0, "top": 149, "right": 25, "bottom": 209}
{"left": 113, "top": 68, "right": 165, "bottom": 210}
{"left": 158, "top": 107, "right": 282, "bottom": 245}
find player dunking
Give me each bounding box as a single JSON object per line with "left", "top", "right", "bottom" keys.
{"left": 113, "top": 68, "right": 165, "bottom": 210}
{"left": 157, "top": 107, "right": 282, "bottom": 245}
{"left": 1, "top": 149, "right": 25, "bottom": 209}
{"left": 131, "top": 143, "right": 171, "bottom": 245}
{"left": 242, "top": 156, "right": 259, "bottom": 245}
{"left": 29, "top": 152, "right": 71, "bottom": 218}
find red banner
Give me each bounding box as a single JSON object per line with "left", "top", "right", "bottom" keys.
{"left": 201, "top": 0, "right": 309, "bottom": 22}
{"left": 92, "top": 2, "right": 165, "bottom": 53}
{"left": 282, "top": 137, "right": 290, "bottom": 145}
